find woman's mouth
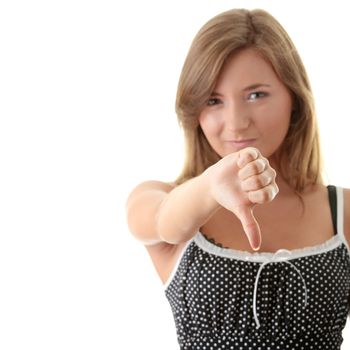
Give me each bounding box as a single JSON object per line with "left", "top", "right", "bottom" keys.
{"left": 225, "top": 139, "right": 257, "bottom": 150}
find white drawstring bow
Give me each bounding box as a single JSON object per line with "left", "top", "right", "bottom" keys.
{"left": 253, "top": 249, "right": 308, "bottom": 329}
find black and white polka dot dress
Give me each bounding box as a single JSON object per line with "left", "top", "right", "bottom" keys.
{"left": 164, "top": 186, "right": 350, "bottom": 349}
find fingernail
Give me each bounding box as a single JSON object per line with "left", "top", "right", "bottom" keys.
{"left": 252, "top": 244, "right": 261, "bottom": 251}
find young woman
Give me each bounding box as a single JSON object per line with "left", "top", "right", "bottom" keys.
{"left": 126, "top": 8, "right": 350, "bottom": 349}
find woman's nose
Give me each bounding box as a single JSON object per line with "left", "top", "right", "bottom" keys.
{"left": 225, "top": 102, "right": 251, "bottom": 131}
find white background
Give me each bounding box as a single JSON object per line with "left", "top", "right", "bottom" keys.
{"left": 0, "top": 0, "right": 349, "bottom": 349}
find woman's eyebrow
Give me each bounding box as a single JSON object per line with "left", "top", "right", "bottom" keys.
{"left": 243, "top": 83, "right": 271, "bottom": 91}
{"left": 211, "top": 83, "right": 271, "bottom": 96}
{"left": 210, "top": 91, "right": 224, "bottom": 97}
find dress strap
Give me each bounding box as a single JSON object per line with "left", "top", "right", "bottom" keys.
{"left": 333, "top": 187, "right": 350, "bottom": 255}
{"left": 335, "top": 187, "right": 345, "bottom": 240}
{"left": 327, "top": 185, "right": 337, "bottom": 235}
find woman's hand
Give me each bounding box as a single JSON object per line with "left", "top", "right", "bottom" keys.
{"left": 206, "top": 147, "right": 279, "bottom": 250}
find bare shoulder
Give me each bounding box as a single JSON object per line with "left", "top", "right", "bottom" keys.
{"left": 342, "top": 187, "right": 350, "bottom": 245}
{"left": 127, "top": 180, "right": 176, "bottom": 200}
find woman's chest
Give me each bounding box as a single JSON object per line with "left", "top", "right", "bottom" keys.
{"left": 200, "top": 193, "right": 335, "bottom": 253}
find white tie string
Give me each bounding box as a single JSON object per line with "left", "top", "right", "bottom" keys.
{"left": 253, "top": 249, "right": 308, "bottom": 329}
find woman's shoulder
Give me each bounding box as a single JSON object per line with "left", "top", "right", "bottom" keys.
{"left": 136, "top": 179, "right": 177, "bottom": 191}
{"left": 127, "top": 180, "right": 177, "bottom": 199}
{"left": 342, "top": 186, "right": 350, "bottom": 210}
{"left": 340, "top": 187, "right": 350, "bottom": 246}
{"left": 339, "top": 186, "right": 350, "bottom": 212}
{"left": 307, "top": 184, "right": 350, "bottom": 245}
{"left": 342, "top": 187, "right": 350, "bottom": 197}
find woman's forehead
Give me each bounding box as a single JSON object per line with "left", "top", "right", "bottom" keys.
{"left": 214, "top": 48, "right": 281, "bottom": 91}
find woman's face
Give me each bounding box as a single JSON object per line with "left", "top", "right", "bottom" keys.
{"left": 198, "top": 48, "right": 293, "bottom": 161}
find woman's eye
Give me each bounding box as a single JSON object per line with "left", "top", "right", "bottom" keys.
{"left": 248, "top": 91, "right": 267, "bottom": 101}
{"left": 207, "top": 98, "right": 221, "bottom": 106}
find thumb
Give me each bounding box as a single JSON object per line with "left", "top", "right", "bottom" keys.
{"left": 236, "top": 205, "right": 261, "bottom": 251}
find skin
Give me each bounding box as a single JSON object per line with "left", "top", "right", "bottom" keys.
{"left": 126, "top": 48, "right": 350, "bottom": 285}
{"left": 196, "top": 48, "right": 348, "bottom": 254}
{"left": 199, "top": 48, "right": 293, "bottom": 168}
{"left": 198, "top": 48, "right": 292, "bottom": 250}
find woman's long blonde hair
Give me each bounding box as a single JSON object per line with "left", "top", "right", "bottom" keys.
{"left": 175, "top": 8, "right": 323, "bottom": 193}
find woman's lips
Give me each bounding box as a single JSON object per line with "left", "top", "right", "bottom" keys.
{"left": 225, "top": 139, "right": 257, "bottom": 150}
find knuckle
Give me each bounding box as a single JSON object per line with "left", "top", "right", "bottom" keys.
{"left": 251, "top": 184, "right": 279, "bottom": 204}
{"left": 269, "top": 185, "right": 278, "bottom": 200}
{"left": 260, "top": 188, "right": 273, "bottom": 203}
{"left": 261, "top": 190, "right": 270, "bottom": 202}
{"left": 246, "top": 147, "right": 259, "bottom": 157}
{"left": 251, "top": 147, "right": 260, "bottom": 159}
{"left": 256, "top": 175, "right": 266, "bottom": 188}
{"left": 255, "top": 159, "right": 266, "bottom": 173}
{"left": 241, "top": 157, "right": 269, "bottom": 179}
{"left": 255, "top": 177, "right": 263, "bottom": 188}
{"left": 250, "top": 189, "right": 268, "bottom": 204}
{"left": 251, "top": 161, "right": 260, "bottom": 174}
{"left": 262, "top": 158, "right": 268, "bottom": 169}
{"left": 262, "top": 174, "right": 271, "bottom": 186}
{"left": 246, "top": 174, "right": 268, "bottom": 191}
{"left": 271, "top": 168, "right": 277, "bottom": 177}
{"left": 266, "top": 171, "right": 275, "bottom": 185}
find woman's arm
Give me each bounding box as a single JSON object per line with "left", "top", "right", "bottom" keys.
{"left": 126, "top": 147, "right": 278, "bottom": 249}
{"left": 125, "top": 172, "right": 219, "bottom": 245}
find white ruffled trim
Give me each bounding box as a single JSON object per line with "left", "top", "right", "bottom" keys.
{"left": 194, "top": 231, "right": 343, "bottom": 263}
{"left": 194, "top": 186, "right": 349, "bottom": 263}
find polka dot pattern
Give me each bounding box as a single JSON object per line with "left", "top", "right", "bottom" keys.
{"left": 165, "top": 240, "right": 350, "bottom": 349}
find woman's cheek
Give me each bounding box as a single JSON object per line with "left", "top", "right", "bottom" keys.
{"left": 199, "top": 111, "right": 222, "bottom": 135}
